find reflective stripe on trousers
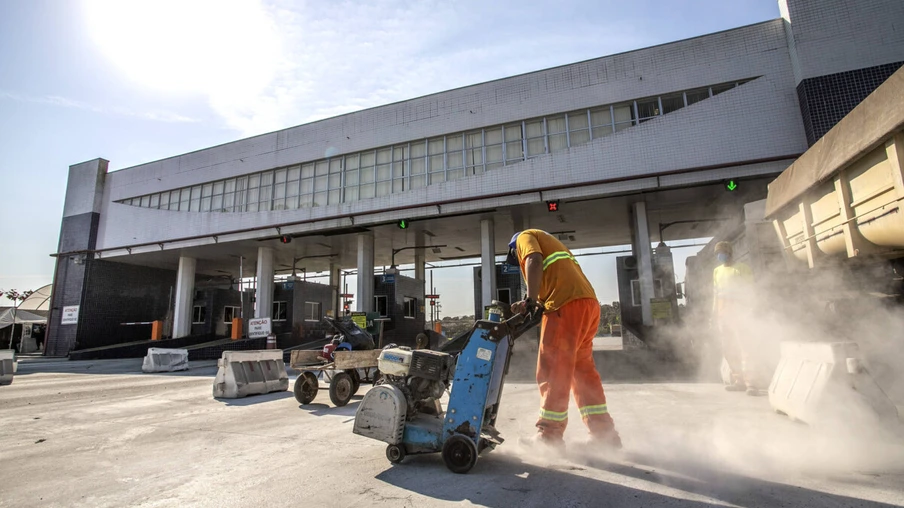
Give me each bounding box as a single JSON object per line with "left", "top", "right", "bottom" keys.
{"left": 539, "top": 408, "right": 568, "bottom": 422}
{"left": 542, "top": 251, "right": 579, "bottom": 271}
{"left": 579, "top": 404, "right": 608, "bottom": 417}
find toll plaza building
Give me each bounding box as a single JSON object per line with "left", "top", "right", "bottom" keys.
{"left": 46, "top": 0, "right": 904, "bottom": 356}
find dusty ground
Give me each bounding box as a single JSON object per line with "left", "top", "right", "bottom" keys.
{"left": 1, "top": 355, "right": 903, "bottom": 508}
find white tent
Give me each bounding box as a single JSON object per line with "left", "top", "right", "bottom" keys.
{"left": 16, "top": 284, "right": 52, "bottom": 311}
{"left": 0, "top": 307, "right": 48, "bottom": 329}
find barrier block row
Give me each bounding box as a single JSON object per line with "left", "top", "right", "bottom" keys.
{"left": 768, "top": 341, "right": 898, "bottom": 426}
{"left": 142, "top": 348, "right": 189, "bottom": 373}
{"left": 0, "top": 349, "right": 16, "bottom": 385}
{"left": 213, "top": 350, "right": 288, "bottom": 399}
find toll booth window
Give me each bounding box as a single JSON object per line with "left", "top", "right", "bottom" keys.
{"left": 192, "top": 306, "right": 207, "bottom": 324}
{"left": 304, "top": 302, "right": 321, "bottom": 322}
{"left": 497, "top": 288, "right": 511, "bottom": 306}
{"left": 374, "top": 295, "right": 389, "bottom": 317}
{"left": 224, "top": 306, "right": 240, "bottom": 323}
{"left": 272, "top": 301, "right": 288, "bottom": 321}
{"left": 404, "top": 297, "right": 417, "bottom": 319}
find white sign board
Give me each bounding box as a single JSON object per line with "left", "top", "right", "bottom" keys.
{"left": 247, "top": 317, "right": 272, "bottom": 339}
{"left": 61, "top": 306, "right": 80, "bottom": 325}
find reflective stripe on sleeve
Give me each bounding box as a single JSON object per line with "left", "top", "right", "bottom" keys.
{"left": 542, "top": 251, "right": 578, "bottom": 271}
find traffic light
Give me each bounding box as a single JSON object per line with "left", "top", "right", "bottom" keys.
{"left": 397, "top": 219, "right": 409, "bottom": 229}
{"left": 343, "top": 300, "right": 352, "bottom": 315}
{"left": 725, "top": 179, "right": 739, "bottom": 192}
{"left": 279, "top": 235, "right": 292, "bottom": 244}
{"left": 546, "top": 200, "right": 559, "bottom": 212}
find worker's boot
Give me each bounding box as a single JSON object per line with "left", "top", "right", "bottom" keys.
{"left": 519, "top": 432, "right": 566, "bottom": 456}
{"left": 745, "top": 385, "right": 765, "bottom": 396}
{"left": 588, "top": 431, "right": 623, "bottom": 451}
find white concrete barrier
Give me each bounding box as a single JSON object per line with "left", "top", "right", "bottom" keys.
{"left": 0, "top": 349, "right": 16, "bottom": 385}
{"left": 212, "top": 350, "right": 288, "bottom": 399}
{"left": 768, "top": 341, "right": 899, "bottom": 426}
{"left": 142, "top": 348, "right": 189, "bottom": 373}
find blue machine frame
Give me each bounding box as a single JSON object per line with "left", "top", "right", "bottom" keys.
{"left": 390, "top": 306, "right": 538, "bottom": 473}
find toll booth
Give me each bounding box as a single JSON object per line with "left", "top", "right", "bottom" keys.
{"left": 615, "top": 243, "right": 680, "bottom": 344}
{"left": 473, "top": 264, "right": 524, "bottom": 320}
{"left": 372, "top": 273, "right": 426, "bottom": 347}
{"left": 236, "top": 280, "right": 334, "bottom": 347}
{"left": 191, "top": 288, "right": 243, "bottom": 339}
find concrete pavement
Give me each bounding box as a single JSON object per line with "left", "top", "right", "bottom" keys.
{"left": 1, "top": 357, "right": 902, "bottom": 507}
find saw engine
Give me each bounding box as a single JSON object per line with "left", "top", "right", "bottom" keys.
{"left": 376, "top": 346, "right": 455, "bottom": 417}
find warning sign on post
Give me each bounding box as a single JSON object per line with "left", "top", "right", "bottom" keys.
{"left": 61, "top": 306, "right": 80, "bottom": 325}
{"left": 247, "top": 317, "right": 272, "bottom": 339}
{"left": 350, "top": 312, "right": 367, "bottom": 330}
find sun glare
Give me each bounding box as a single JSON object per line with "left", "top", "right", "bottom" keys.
{"left": 82, "top": 0, "right": 281, "bottom": 96}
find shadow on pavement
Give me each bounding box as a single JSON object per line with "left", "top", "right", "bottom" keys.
{"left": 14, "top": 358, "right": 220, "bottom": 378}
{"left": 376, "top": 452, "right": 725, "bottom": 507}
{"left": 217, "top": 390, "right": 295, "bottom": 406}
{"left": 578, "top": 451, "right": 902, "bottom": 508}
{"left": 302, "top": 399, "right": 363, "bottom": 417}
{"left": 378, "top": 450, "right": 900, "bottom": 507}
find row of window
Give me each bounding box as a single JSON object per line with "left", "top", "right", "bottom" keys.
{"left": 192, "top": 301, "right": 322, "bottom": 324}
{"left": 123, "top": 79, "right": 752, "bottom": 212}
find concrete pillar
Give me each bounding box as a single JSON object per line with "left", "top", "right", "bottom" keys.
{"left": 414, "top": 230, "right": 426, "bottom": 282}
{"left": 255, "top": 247, "right": 274, "bottom": 319}
{"left": 329, "top": 261, "right": 341, "bottom": 317}
{"left": 480, "top": 218, "right": 497, "bottom": 311}
{"left": 632, "top": 202, "right": 655, "bottom": 326}
{"left": 173, "top": 256, "right": 196, "bottom": 338}
{"left": 357, "top": 232, "right": 374, "bottom": 312}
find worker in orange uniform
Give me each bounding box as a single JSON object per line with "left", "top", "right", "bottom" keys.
{"left": 711, "top": 241, "right": 759, "bottom": 395}
{"left": 507, "top": 229, "right": 621, "bottom": 450}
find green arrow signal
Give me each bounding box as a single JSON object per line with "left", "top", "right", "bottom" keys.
{"left": 726, "top": 180, "right": 738, "bottom": 191}
{"left": 397, "top": 219, "right": 408, "bottom": 229}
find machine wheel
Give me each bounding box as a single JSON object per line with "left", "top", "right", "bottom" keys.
{"left": 386, "top": 444, "right": 406, "bottom": 464}
{"left": 294, "top": 371, "right": 319, "bottom": 405}
{"left": 329, "top": 371, "right": 354, "bottom": 407}
{"left": 415, "top": 333, "right": 429, "bottom": 349}
{"left": 442, "top": 434, "right": 479, "bottom": 474}
{"left": 347, "top": 369, "right": 361, "bottom": 396}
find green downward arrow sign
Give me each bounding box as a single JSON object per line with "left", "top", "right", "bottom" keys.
{"left": 726, "top": 180, "right": 738, "bottom": 191}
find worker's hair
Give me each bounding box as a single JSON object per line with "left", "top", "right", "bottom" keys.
{"left": 714, "top": 241, "right": 733, "bottom": 255}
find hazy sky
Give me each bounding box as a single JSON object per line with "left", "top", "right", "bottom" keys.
{"left": 0, "top": 0, "right": 780, "bottom": 316}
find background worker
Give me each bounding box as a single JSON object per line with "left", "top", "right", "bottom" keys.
{"left": 711, "top": 241, "right": 760, "bottom": 395}
{"left": 507, "top": 229, "right": 621, "bottom": 450}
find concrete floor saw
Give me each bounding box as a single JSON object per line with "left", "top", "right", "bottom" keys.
{"left": 352, "top": 301, "right": 542, "bottom": 473}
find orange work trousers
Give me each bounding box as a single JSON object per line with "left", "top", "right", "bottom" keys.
{"left": 536, "top": 298, "right": 617, "bottom": 440}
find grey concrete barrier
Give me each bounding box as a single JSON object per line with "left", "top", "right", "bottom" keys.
{"left": 142, "top": 348, "right": 189, "bottom": 373}
{"left": 0, "top": 349, "right": 16, "bottom": 385}
{"left": 768, "top": 341, "right": 898, "bottom": 426}
{"left": 212, "top": 350, "right": 288, "bottom": 399}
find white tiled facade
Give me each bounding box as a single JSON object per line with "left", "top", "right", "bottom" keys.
{"left": 92, "top": 19, "right": 809, "bottom": 257}
{"left": 779, "top": 0, "right": 904, "bottom": 83}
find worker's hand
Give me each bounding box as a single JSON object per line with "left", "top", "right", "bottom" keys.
{"left": 511, "top": 298, "right": 537, "bottom": 315}
{"left": 510, "top": 300, "right": 528, "bottom": 315}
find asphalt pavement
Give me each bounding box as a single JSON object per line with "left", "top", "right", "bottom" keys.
{"left": 1, "top": 356, "right": 903, "bottom": 508}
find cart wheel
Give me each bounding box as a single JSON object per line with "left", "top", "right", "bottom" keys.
{"left": 415, "top": 333, "right": 429, "bottom": 349}
{"left": 329, "top": 371, "right": 354, "bottom": 407}
{"left": 442, "top": 434, "right": 478, "bottom": 474}
{"left": 294, "top": 371, "right": 319, "bottom": 405}
{"left": 347, "top": 369, "right": 361, "bottom": 396}
{"left": 386, "top": 444, "right": 406, "bottom": 464}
